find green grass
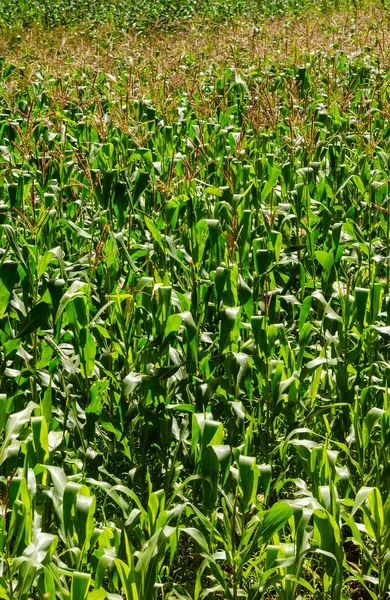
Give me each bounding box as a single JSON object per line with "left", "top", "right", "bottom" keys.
{"left": 0, "top": 1, "right": 390, "bottom": 599}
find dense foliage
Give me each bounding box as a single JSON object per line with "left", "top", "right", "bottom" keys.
{"left": 0, "top": 0, "right": 355, "bottom": 30}
{"left": 0, "top": 2, "right": 389, "bottom": 599}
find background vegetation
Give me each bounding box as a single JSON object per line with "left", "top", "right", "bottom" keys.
{"left": 0, "top": 0, "right": 389, "bottom": 598}
{"left": 0, "top": 0, "right": 362, "bottom": 30}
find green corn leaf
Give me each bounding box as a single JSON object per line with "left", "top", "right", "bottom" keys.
{"left": 0, "top": 260, "right": 18, "bottom": 317}
{"left": 56, "top": 280, "right": 89, "bottom": 318}
{"left": 71, "top": 572, "right": 91, "bottom": 600}
{"left": 0, "top": 401, "right": 38, "bottom": 465}
{"left": 260, "top": 502, "right": 293, "bottom": 544}
{"left": 145, "top": 216, "right": 166, "bottom": 253}
{"left": 133, "top": 170, "right": 150, "bottom": 203}
{"left": 219, "top": 307, "right": 240, "bottom": 353}
{"left": 355, "top": 287, "right": 369, "bottom": 327}
{"left": 261, "top": 166, "right": 280, "bottom": 202}
{"left": 87, "top": 590, "right": 107, "bottom": 600}
{"left": 234, "top": 452, "right": 258, "bottom": 510}
{"left": 79, "top": 327, "right": 96, "bottom": 377}
{"left": 16, "top": 301, "right": 51, "bottom": 338}
{"left": 75, "top": 493, "right": 96, "bottom": 553}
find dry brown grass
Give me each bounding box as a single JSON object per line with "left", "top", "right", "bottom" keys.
{"left": 1, "top": 2, "right": 390, "bottom": 80}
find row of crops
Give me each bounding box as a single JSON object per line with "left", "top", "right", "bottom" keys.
{"left": 0, "top": 3, "right": 390, "bottom": 599}
{"left": 0, "top": 0, "right": 350, "bottom": 29}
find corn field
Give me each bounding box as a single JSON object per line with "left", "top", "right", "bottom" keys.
{"left": 0, "top": 1, "right": 389, "bottom": 598}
